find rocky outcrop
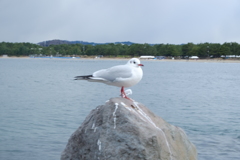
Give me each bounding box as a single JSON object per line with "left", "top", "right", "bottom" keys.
{"left": 61, "top": 97, "right": 197, "bottom": 160}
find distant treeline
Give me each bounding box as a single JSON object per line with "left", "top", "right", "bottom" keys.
{"left": 1, "top": 42, "right": 240, "bottom": 58}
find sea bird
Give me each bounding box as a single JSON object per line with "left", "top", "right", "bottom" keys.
{"left": 75, "top": 58, "right": 144, "bottom": 100}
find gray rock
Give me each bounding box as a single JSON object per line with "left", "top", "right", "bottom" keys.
{"left": 61, "top": 97, "right": 197, "bottom": 160}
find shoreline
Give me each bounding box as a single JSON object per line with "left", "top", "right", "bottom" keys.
{"left": 1, "top": 56, "right": 240, "bottom": 63}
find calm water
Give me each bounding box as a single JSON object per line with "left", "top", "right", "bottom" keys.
{"left": 0, "top": 58, "right": 239, "bottom": 160}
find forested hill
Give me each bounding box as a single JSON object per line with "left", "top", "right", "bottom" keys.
{"left": 37, "top": 39, "right": 135, "bottom": 47}
{"left": 1, "top": 40, "right": 240, "bottom": 58}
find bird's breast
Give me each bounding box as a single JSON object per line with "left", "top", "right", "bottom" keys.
{"left": 124, "top": 68, "right": 143, "bottom": 87}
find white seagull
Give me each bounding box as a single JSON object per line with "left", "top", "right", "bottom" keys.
{"left": 75, "top": 58, "right": 144, "bottom": 100}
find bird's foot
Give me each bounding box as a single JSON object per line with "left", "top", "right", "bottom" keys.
{"left": 124, "top": 96, "right": 133, "bottom": 101}
{"left": 120, "top": 87, "right": 133, "bottom": 101}
{"left": 120, "top": 94, "right": 133, "bottom": 101}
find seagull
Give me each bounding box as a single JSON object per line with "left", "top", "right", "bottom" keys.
{"left": 75, "top": 58, "right": 144, "bottom": 100}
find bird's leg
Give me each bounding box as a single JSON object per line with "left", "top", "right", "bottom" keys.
{"left": 120, "top": 87, "right": 132, "bottom": 101}
{"left": 120, "top": 87, "right": 126, "bottom": 97}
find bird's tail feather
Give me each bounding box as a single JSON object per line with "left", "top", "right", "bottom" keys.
{"left": 74, "top": 75, "right": 92, "bottom": 80}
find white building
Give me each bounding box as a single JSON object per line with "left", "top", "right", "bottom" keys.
{"left": 189, "top": 56, "right": 199, "bottom": 59}
{"left": 140, "top": 56, "right": 155, "bottom": 59}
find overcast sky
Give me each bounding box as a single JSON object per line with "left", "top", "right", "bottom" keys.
{"left": 0, "top": 0, "right": 240, "bottom": 44}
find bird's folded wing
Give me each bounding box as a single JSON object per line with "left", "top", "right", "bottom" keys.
{"left": 93, "top": 65, "right": 132, "bottom": 81}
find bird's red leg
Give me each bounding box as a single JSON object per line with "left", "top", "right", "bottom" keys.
{"left": 121, "top": 87, "right": 125, "bottom": 97}
{"left": 120, "top": 86, "right": 132, "bottom": 101}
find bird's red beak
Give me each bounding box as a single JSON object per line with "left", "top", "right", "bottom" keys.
{"left": 138, "top": 64, "right": 144, "bottom": 66}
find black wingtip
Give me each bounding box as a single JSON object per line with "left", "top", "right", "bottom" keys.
{"left": 74, "top": 75, "right": 92, "bottom": 80}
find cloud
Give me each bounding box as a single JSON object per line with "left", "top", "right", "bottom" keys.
{"left": 0, "top": 0, "right": 240, "bottom": 44}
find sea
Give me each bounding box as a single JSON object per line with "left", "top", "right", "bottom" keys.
{"left": 0, "top": 58, "right": 239, "bottom": 160}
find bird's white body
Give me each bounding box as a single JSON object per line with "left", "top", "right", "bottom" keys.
{"left": 75, "top": 58, "right": 143, "bottom": 100}
{"left": 90, "top": 59, "right": 143, "bottom": 87}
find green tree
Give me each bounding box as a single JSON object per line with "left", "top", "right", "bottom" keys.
{"left": 208, "top": 43, "right": 221, "bottom": 57}
{"left": 0, "top": 43, "right": 12, "bottom": 55}
{"left": 16, "top": 44, "right": 28, "bottom": 56}
{"left": 197, "top": 43, "right": 210, "bottom": 58}
{"left": 165, "top": 44, "right": 176, "bottom": 56}
{"left": 155, "top": 44, "right": 167, "bottom": 56}
{"left": 219, "top": 43, "right": 231, "bottom": 57}
{"left": 85, "top": 45, "right": 94, "bottom": 55}
{"left": 229, "top": 42, "right": 238, "bottom": 55}
{"left": 182, "top": 43, "right": 194, "bottom": 57}
{"left": 188, "top": 45, "right": 200, "bottom": 57}
{"left": 127, "top": 44, "right": 146, "bottom": 57}
{"left": 219, "top": 45, "right": 231, "bottom": 57}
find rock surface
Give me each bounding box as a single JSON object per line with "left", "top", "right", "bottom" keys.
{"left": 61, "top": 97, "right": 198, "bottom": 160}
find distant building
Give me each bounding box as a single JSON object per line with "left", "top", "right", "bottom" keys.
{"left": 156, "top": 56, "right": 166, "bottom": 60}
{"left": 2, "top": 55, "right": 8, "bottom": 58}
{"left": 140, "top": 56, "right": 155, "bottom": 59}
{"left": 223, "top": 55, "right": 240, "bottom": 58}
{"left": 189, "top": 56, "right": 199, "bottom": 59}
